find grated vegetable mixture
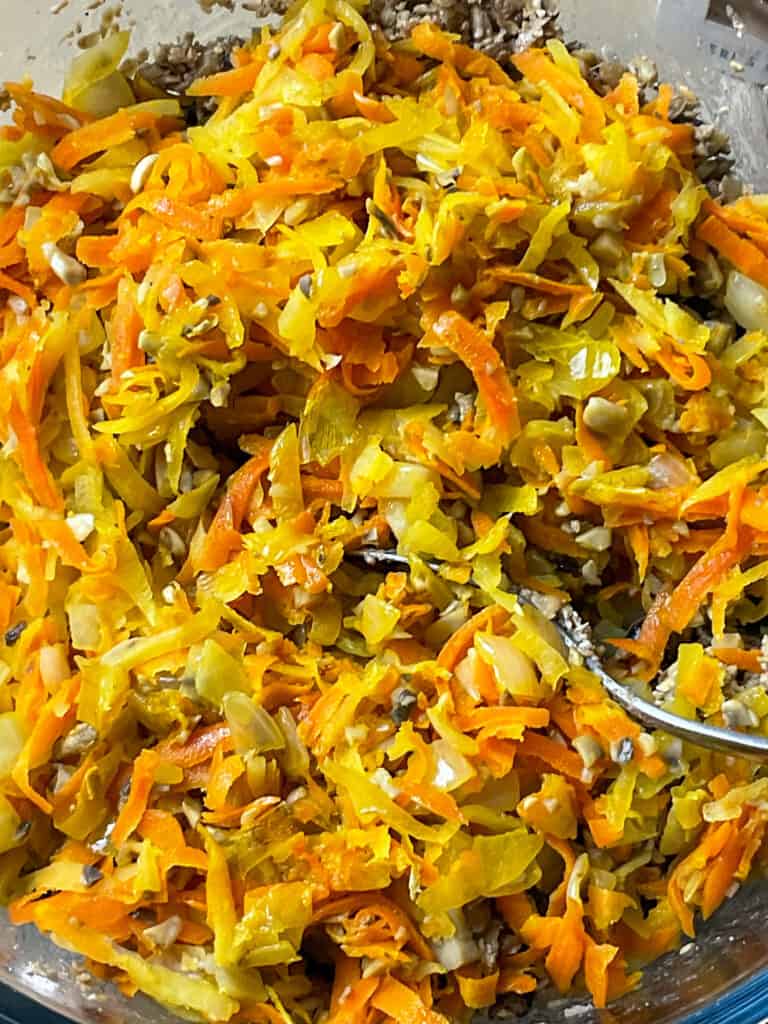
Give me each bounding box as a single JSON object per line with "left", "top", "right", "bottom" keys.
{"left": 2, "top": 1, "right": 768, "bottom": 1020}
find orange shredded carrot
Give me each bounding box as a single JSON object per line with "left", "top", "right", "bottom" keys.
{"left": 698, "top": 213, "right": 768, "bottom": 289}
{"left": 656, "top": 343, "right": 712, "bottom": 391}
{"left": 711, "top": 647, "right": 762, "bottom": 672}
{"left": 630, "top": 528, "right": 752, "bottom": 675}
{"left": 156, "top": 723, "right": 233, "bottom": 767}
{"left": 52, "top": 110, "right": 162, "bottom": 171}
{"left": 8, "top": 399, "right": 64, "bottom": 511}
{"left": 111, "top": 750, "right": 162, "bottom": 847}
{"left": 12, "top": 675, "right": 80, "bottom": 813}
{"left": 0, "top": 269, "right": 35, "bottom": 307}
{"left": 428, "top": 310, "right": 520, "bottom": 445}
{"left": 513, "top": 48, "right": 605, "bottom": 141}
{"left": 627, "top": 523, "right": 649, "bottom": 582}
{"left": 437, "top": 606, "right": 508, "bottom": 671}
{"left": 110, "top": 277, "right": 145, "bottom": 389}
{"left": 187, "top": 61, "right": 264, "bottom": 97}
{"left": 518, "top": 733, "right": 585, "bottom": 779}
{"left": 197, "top": 442, "right": 273, "bottom": 572}
{"left": 371, "top": 976, "right": 448, "bottom": 1024}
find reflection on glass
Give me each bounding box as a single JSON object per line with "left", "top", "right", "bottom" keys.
{"left": 707, "top": 0, "right": 768, "bottom": 36}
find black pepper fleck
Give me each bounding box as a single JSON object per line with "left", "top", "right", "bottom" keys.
{"left": 4, "top": 622, "right": 27, "bottom": 646}
{"left": 366, "top": 199, "right": 399, "bottom": 238}
{"left": 391, "top": 688, "right": 418, "bottom": 726}
{"left": 614, "top": 737, "right": 635, "bottom": 764}
{"left": 82, "top": 863, "right": 104, "bottom": 888}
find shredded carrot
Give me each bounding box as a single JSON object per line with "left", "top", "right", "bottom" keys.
{"left": 428, "top": 310, "right": 520, "bottom": 445}
{"left": 0, "top": 269, "right": 35, "bottom": 306}
{"left": 711, "top": 648, "right": 762, "bottom": 672}
{"left": 513, "top": 48, "right": 605, "bottom": 141}
{"left": 11, "top": 675, "right": 80, "bottom": 813}
{"left": 371, "top": 976, "right": 448, "bottom": 1024}
{"left": 8, "top": 399, "right": 64, "bottom": 511}
{"left": 656, "top": 343, "right": 712, "bottom": 391}
{"left": 631, "top": 528, "right": 753, "bottom": 675}
{"left": 437, "top": 606, "right": 508, "bottom": 670}
{"left": 110, "top": 277, "right": 145, "bottom": 389}
{"left": 52, "top": 110, "right": 163, "bottom": 171}
{"left": 698, "top": 213, "right": 768, "bottom": 289}
{"left": 187, "top": 62, "right": 264, "bottom": 97}
{"left": 197, "top": 442, "right": 273, "bottom": 571}
{"left": 156, "top": 723, "right": 233, "bottom": 767}
{"left": 111, "top": 750, "right": 162, "bottom": 847}
{"left": 627, "top": 523, "right": 649, "bottom": 582}
{"left": 519, "top": 733, "right": 585, "bottom": 779}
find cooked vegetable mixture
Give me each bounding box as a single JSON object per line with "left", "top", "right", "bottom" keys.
{"left": 3, "top": 1, "right": 768, "bottom": 1020}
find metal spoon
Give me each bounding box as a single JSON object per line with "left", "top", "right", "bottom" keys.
{"left": 347, "top": 547, "right": 768, "bottom": 763}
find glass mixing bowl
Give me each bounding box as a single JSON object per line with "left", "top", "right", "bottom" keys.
{"left": 2, "top": 1, "right": 768, "bottom": 1021}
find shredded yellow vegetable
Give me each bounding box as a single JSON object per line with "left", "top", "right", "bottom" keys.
{"left": 2, "top": 3, "right": 768, "bottom": 1020}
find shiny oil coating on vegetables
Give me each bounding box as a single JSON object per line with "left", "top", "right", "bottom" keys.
{"left": 3, "top": 1, "right": 768, "bottom": 1021}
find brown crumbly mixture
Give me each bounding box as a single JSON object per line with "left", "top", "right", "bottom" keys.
{"left": 239, "top": 0, "right": 291, "bottom": 15}
{"left": 137, "top": 33, "right": 246, "bottom": 97}
{"left": 367, "top": 0, "right": 558, "bottom": 57}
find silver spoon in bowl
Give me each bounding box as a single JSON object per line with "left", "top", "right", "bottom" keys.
{"left": 346, "top": 547, "right": 768, "bottom": 763}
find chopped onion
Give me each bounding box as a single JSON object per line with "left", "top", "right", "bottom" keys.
{"left": 573, "top": 734, "right": 603, "bottom": 769}
{"left": 429, "top": 739, "right": 474, "bottom": 792}
{"left": 223, "top": 692, "right": 285, "bottom": 755}
{"left": 433, "top": 910, "right": 480, "bottom": 970}
{"left": 454, "top": 649, "right": 482, "bottom": 701}
{"left": 725, "top": 270, "right": 768, "bottom": 332}
{"left": 193, "top": 638, "right": 249, "bottom": 707}
{"left": 0, "top": 714, "right": 25, "bottom": 778}
{"left": 370, "top": 766, "right": 400, "bottom": 798}
{"left": 374, "top": 463, "right": 437, "bottom": 499}
{"left": 381, "top": 499, "right": 408, "bottom": 540}
{"left": 647, "top": 452, "right": 693, "bottom": 490}
{"left": 39, "top": 644, "right": 70, "bottom": 687}
{"left": 433, "top": 933, "right": 480, "bottom": 971}
{"left": 66, "top": 602, "right": 102, "bottom": 650}
{"left": 566, "top": 852, "right": 590, "bottom": 902}
{"left": 474, "top": 634, "right": 541, "bottom": 699}
{"left": 142, "top": 915, "right": 183, "bottom": 949}
{"left": 275, "top": 706, "right": 310, "bottom": 778}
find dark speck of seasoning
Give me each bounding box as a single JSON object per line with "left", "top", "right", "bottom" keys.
{"left": 391, "top": 688, "right": 418, "bottom": 726}
{"left": 298, "top": 273, "right": 313, "bottom": 299}
{"left": 206, "top": 294, "right": 222, "bottom": 306}
{"left": 4, "top": 621, "right": 27, "bottom": 646}
{"left": 130, "top": 908, "right": 154, "bottom": 922}
{"left": 365, "top": 198, "right": 399, "bottom": 238}
{"left": 82, "top": 863, "right": 104, "bottom": 888}
{"left": 614, "top": 737, "right": 635, "bottom": 764}
{"left": 118, "top": 778, "right": 132, "bottom": 807}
